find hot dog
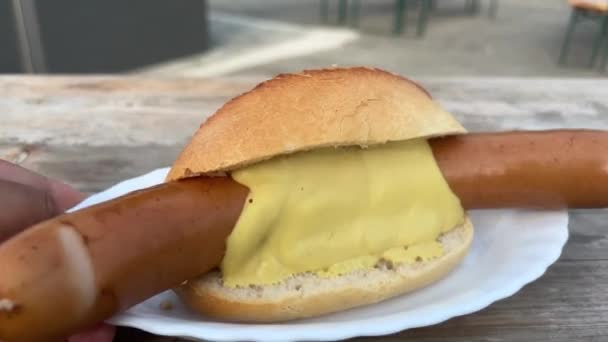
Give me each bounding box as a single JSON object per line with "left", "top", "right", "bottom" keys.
{"left": 1, "top": 67, "right": 608, "bottom": 341}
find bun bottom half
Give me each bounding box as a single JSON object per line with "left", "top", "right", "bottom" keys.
{"left": 175, "top": 216, "right": 474, "bottom": 322}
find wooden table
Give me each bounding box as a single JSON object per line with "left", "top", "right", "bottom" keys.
{"left": 1, "top": 76, "right": 607, "bottom": 341}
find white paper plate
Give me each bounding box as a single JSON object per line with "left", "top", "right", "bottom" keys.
{"left": 71, "top": 168, "right": 569, "bottom": 342}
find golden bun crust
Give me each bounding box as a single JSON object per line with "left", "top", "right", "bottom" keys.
{"left": 169, "top": 67, "right": 472, "bottom": 321}
{"left": 175, "top": 217, "right": 473, "bottom": 322}
{"left": 166, "top": 67, "right": 465, "bottom": 181}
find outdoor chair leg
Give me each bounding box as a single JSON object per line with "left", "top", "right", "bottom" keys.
{"left": 589, "top": 16, "right": 608, "bottom": 67}
{"left": 338, "top": 0, "right": 349, "bottom": 25}
{"left": 394, "top": 0, "right": 408, "bottom": 35}
{"left": 559, "top": 9, "right": 580, "bottom": 65}
{"left": 601, "top": 28, "right": 608, "bottom": 71}
{"left": 320, "top": 0, "right": 329, "bottom": 23}
{"left": 489, "top": 0, "right": 499, "bottom": 19}
{"left": 418, "top": 0, "right": 430, "bottom": 37}
{"left": 470, "top": 0, "right": 481, "bottom": 14}
{"left": 350, "top": 0, "right": 361, "bottom": 27}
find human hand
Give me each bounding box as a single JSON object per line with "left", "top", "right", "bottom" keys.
{"left": 0, "top": 160, "right": 116, "bottom": 342}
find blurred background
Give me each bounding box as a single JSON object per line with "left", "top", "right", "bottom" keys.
{"left": 2, "top": 0, "right": 608, "bottom": 79}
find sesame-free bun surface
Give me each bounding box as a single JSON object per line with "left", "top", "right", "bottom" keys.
{"left": 166, "top": 67, "right": 466, "bottom": 181}
{"left": 176, "top": 218, "right": 473, "bottom": 322}
{"left": 169, "top": 67, "right": 473, "bottom": 322}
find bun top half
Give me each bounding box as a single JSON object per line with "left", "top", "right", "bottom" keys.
{"left": 167, "top": 67, "right": 465, "bottom": 181}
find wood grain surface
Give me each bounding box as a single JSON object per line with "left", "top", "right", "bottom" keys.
{"left": 1, "top": 75, "right": 607, "bottom": 342}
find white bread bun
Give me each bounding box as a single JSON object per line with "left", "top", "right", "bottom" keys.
{"left": 168, "top": 67, "right": 472, "bottom": 322}
{"left": 176, "top": 219, "right": 473, "bottom": 322}
{"left": 166, "top": 67, "right": 465, "bottom": 180}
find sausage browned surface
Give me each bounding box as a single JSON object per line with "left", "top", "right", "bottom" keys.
{"left": 431, "top": 129, "right": 608, "bottom": 209}
{"left": 0, "top": 177, "right": 248, "bottom": 342}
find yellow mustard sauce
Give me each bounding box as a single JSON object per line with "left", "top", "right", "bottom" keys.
{"left": 223, "top": 138, "right": 464, "bottom": 287}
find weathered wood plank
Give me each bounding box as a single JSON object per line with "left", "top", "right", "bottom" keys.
{"left": 0, "top": 76, "right": 253, "bottom": 147}
{"left": 2, "top": 76, "right": 608, "bottom": 147}
{"left": 564, "top": 210, "right": 608, "bottom": 261}
{"left": 390, "top": 260, "right": 608, "bottom": 342}
{"left": 0, "top": 143, "right": 181, "bottom": 194}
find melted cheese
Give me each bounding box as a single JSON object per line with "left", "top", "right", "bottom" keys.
{"left": 223, "top": 139, "right": 464, "bottom": 287}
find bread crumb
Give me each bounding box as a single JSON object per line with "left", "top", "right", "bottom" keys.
{"left": 248, "top": 284, "right": 263, "bottom": 291}
{"left": 160, "top": 300, "right": 173, "bottom": 311}
{"left": 0, "top": 299, "right": 16, "bottom": 312}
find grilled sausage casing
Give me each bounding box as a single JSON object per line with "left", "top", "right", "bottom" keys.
{"left": 0, "top": 177, "right": 248, "bottom": 342}
{"left": 431, "top": 130, "right": 608, "bottom": 209}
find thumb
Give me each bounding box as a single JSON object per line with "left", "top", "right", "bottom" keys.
{"left": 0, "top": 160, "right": 86, "bottom": 212}
{"left": 0, "top": 180, "right": 59, "bottom": 242}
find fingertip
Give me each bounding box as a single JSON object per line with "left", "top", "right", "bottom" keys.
{"left": 49, "top": 180, "right": 88, "bottom": 212}
{"left": 0, "top": 160, "right": 87, "bottom": 212}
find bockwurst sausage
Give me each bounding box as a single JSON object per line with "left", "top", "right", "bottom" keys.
{"left": 431, "top": 130, "right": 608, "bottom": 209}
{"left": 0, "top": 177, "right": 248, "bottom": 342}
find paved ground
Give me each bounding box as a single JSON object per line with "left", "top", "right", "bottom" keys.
{"left": 140, "top": 0, "right": 607, "bottom": 79}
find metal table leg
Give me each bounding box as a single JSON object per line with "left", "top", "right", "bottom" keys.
{"left": 350, "top": 0, "right": 361, "bottom": 27}
{"left": 489, "top": 0, "right": 499, "bottom": 19}
{"left": 417, "top": 0, "right": 430, "bottom": 37}
{"left": 338, "top": 0, "right": 348, "bottom": 25}
{"left": 320, "top": 0, "right": 329, "bottom": 23}
{"left": 589, "top": 15, "right": 608, "bottom": 67}
{"left": 559, "top": 9, "right": 580, "bottom": 65}
{"left": 394, "top": 0, "right": 407, "bottom": 35}
{"left": 470, "top": 0, "right": 481, "bottom": 15}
